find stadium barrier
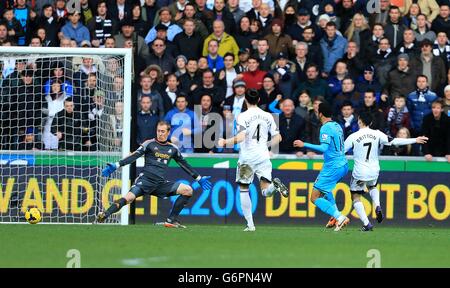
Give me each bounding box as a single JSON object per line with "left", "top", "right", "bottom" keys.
{"left": 0, "top": 153, "right": 449, "bottom": 226}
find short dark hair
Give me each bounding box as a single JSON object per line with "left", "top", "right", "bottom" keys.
{"left": 341, "top": 100, "right": 353, "bottom": 109}
{"left": 365, "top": 89, "right": 376, "bottom": 97}
{"left": 245, "top": 89, "right": 260, "bottom": 105}
{"left": 326, "top": 21, "right": 337, "bottom": 29}
{"left": 358, "top": 112, "right": 373, "bottom": 127}
{"left": 417, "top": 74, "right": 428, "bottom": 82}
{"left": 223, "top": 52, "right": 235, "bottom": 60}
{"left": 247, "top": 55, "right": 260, "bottom": 63}
{"left": 157, "top": 120, "right": 171, "bottom": 131}
{"left": 318, "top": 102, "right": 332, "bottom": 117}
{"left": 303, "top": 26, "right": 314, "bottom": 33}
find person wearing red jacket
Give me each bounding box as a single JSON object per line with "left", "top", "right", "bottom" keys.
{"left": 237, "top": 55, "right": 266, "bottom": 90}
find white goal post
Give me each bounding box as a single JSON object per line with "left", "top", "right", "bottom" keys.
{"left": 0, "top": 47, "right": 132, "bottom": 225}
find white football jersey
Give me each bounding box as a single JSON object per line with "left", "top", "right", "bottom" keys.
{"left": 237, "top": 107, "right": 279, "bottom": 162}
{"left": 344, "top": 127, "right": 391, "bottom": 181}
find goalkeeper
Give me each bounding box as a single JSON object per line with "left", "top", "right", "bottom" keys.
{"left": 98, "top": 121, "right": 212, "bottom": 228}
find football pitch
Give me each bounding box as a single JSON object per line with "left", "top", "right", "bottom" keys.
{"left": 0, "top": 224, "right": 449, "bottom": 268}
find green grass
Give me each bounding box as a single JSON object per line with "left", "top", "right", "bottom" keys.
{"left": 0, "top": 224, "right": 449, "bottom": 268}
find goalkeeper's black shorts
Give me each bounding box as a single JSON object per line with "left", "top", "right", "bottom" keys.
{"left": 129, "top": 174, "right": 180, "bottom": 198}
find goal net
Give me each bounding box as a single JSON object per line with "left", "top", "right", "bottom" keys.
{"left": 0, "top": 47, "right": 132, "bottom": 224}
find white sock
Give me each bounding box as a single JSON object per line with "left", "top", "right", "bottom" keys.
{"left": 262, "top": 183, "right": 275, "bottom": 197}
{"left": 369, "top": 188, "right": 380, "bottom": 208}
{"left": 353, "top": 201, "right": 370, "bottom": 226}
{"left": 240, "top": 190, "right": 254, "bottom": 228}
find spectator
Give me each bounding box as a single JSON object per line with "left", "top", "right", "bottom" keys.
{"left": 210, "top": 0, "right": 237, "bottom": 35}
{"left": 386, "top": 95, "right": 411, "bottom": 138}
{"left": 264, "top": 18, "right": 293, "bottom": 59}
{"left": 14, "top": 127, "right": 42, "bottom": 150}
{"left": 114, "top": 18, "right": 150, "bottom": 60}
{"left": 0, "top": 23, "right": 9, "bottom": 43}
{"left": 415, "top": 14, "right": 437, "bottom": 43}
{"left": 286, "top": 8, "right": 321, "bottom": 43}
{"left": 52, "top": 99, "right": 85, "bottom": 151}
{"left": 54, "top": 0, "right": 69, "bottom": 25}
{"left": 110, "top": 101, "right": 124, "bottom": 149}
{"left": 327, "top": 60, "right": 349, "bottom": 99}
{"left": 43, "top": 79, "right": 70, "bottom": 118}
{"left": 104, "top": 37, "right": 116, "bottom": 48}
{"left": 194, "top": 94, "right": 220, "bottom": 153}
{"left": 422, "top": 99, "right": 450, "bottom": 161}
{"left": 87, "top": 1, "right": 117, "bottom": 48}
{"left": 61, "top": 11, "right": 90, "bottom": 47}
{"left": 396, "top": 28, "right": 420, "bottom": 57}
{"left": 238, "top": 55, "right": 266, "bottom": 90}
{"left": 13, "top": 0, "right": 37, "bottom": 46}
{"left": 371, "top": 37, "right": 396, "bottom": 87}
{"left": 137, "top": 74, "right": 165, "bottom": 119}
{"left": 383, "top": 127, "right": 415, "bottom": 156}
{"left": 433, "top": 32, "right": 450, "bottom": 70}
{"left": 86, "top": 91, "right": 110, "bottom": 150}
{"left": 164, "top": 94, "right": 195, "bottom": 152}
{"left": 190, "top": 69, "right": 225, "bottom": 109}
{"left": 339, "top": 41, "right": 365, "bottom": 80}
{"left": 294, "top": 89, "right": 313, "bottom": 121}
{"left": 224, "top": 79, "right": 247, "bottom": 115}
{"left": 161, "top": 73, "right": 180, "bottom": 112}
{"left": 410, "top": 39, "right": 447, "bottom": 93}
{"left": 1, "top": 8, "right": 25, "bottom": 45}
{"left": 234, "top": 16, "right": 257, "bottom": 52}
{"left": 384, "top": 6, "right": 407, "bottom": 50}
{"left": 73, "top": 56, "right": 97, "bottom": 92}
{"left": 279, "top": 98, "right": 305, "bottom": 156}
{"left": 356, "top": 65, "right": 383, "bottom": 101}
{"left": 403, "top": 0, "right": 440, "bottom": 23}
{"left": 258, "top": 73, "right": 282, "bottom": 112}
{"left": 109, "top": 0, "right": 133, "bottom": 22}
{"left": 75, "top": 72, "right": 97, "bottom": 113}
{"left": 173, "top": 18, "right": 203, "bottom": 61}
{"left": 333, "top": 77, "right": 362, "bottom": 116}
{"left": 254, "top": 38, "right": 272, "bottom": 71}
{"left": 202, "top": 20, "right": 239, "bottom": 65}
{"left": 320, "top": 21, "right": 348, "bottom": 75}
{"left": 360, "top": 23, "right": 385, "bottom": 60}
{"left": 136, "top": 95, "right": 159, "bottom": 145}
{"left": 431, "top": 4, "right": 450, "bottom": 38}
{"left": 179, "top": 58, "right": 201, "bottom": 94}
{"left": 205, "top": 39, "right": 225, "bottom": 73}
{"left": 402, "top": 3, "right": 421, "bottom": 30}
{"left": 146, "top": 38, "right": 175, "bottom": 75}
{"left": 292, "top": 63, "right": 330, "bottom": 101}
{"left": 358, "top": 89, "right": 386, "bottom": 131}
{"left": 174, "top": 55, "right": 187, "bottom": 78}
{"left": 293, "top": 42, "right": 315, "bottom": 83}
{"left": 218, "top": 53, "right": 238, "bottom": 98}
{"left": 228, "top": 0, "right": 245, "bottom": 24}
{"left": 301, "top": 26, "right": 324, "bottom": 70}
{"left": 344, "top": 13, "right": 370, "bottom": 49}
{"left": 176, "top": 3, "right": 209, "bottom": 39}
{"left": 304, "top": 96, "right": 325, "bottom": 157}
{"left": 407, "top": 75, "right": 439, "bottom": 134}
{"left": 445, "top": 85, "right": 450, "bottom": 116}
{"left": 270, "top": 52, "right": 295, "bottom": 99}
{"left": 131, "top": 3, "right": 150, "bottom": 38}
{"left": 80, "top": 0, "right": 94, "bottom": 25}
{"left": 337, "top": 100, "right": 359, "bottom": 140}
{"left": 235, "top": 48, "right": 249, "bottom": 73}
{"left": 141, "top": 0, "right": 160, "bottom": 28}
{"left": 382, "top": 53, "right": 418, "bottom": 100}
{"left": 145, "top": 7, "right": 182, "bottom": 44}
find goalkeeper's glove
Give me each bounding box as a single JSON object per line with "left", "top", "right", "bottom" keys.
{"left": 196, "top": 176, "right": 212, "bottom": 191}
{"left": 102, "top": 163, "right": 119, "bottom": 177}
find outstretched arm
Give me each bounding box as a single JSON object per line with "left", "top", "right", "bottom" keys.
{"left": 383, "top": 136, "right": 428, "bottom": 147}
{"left": 102, "top": 141, "right": 149, "bottom": 177}
{"left": 293, "top": 140, "right": 329, "bottom": 153}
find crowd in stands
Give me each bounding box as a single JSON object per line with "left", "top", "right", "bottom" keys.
{"left": 0, "top": 0, "right": 449, "bottom": 161}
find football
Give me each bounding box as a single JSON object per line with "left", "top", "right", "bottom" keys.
{"left": 25, "top": 208, "right": 42, "bottom": 224}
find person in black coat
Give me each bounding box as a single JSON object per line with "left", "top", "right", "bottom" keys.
{"left": 136, "top": 95, "right": 159, "bottom": 145}
{"left": 279, "top": 98, "right": 305, "bottom": 155}
{"left": 52, "top": 99, "right": 85, "bottom": 151}
{"left": 36, "top": 4, "right": 60, "bottom": 46}
{"left": 172, "top": 19, "right": 203, "bottom": 60}
{"left": 422, "top": 99, "right": 450, "bottom": 161}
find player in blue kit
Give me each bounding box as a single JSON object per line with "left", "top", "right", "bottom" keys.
{"left": 294, "top": 102, "right": 350, "bottom": 231}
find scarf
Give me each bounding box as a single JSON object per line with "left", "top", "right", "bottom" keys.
{"left": 433, "top": 41, "right": 450, "bottom": 62}
{"left": 416, "top": 88, "right": 429, "bottom": 102}
{"left": 387, "top": 106, "right": 408, "bottom": 127}
{"left": 95, "top": 16, "right": 113, "bottom": 46}
{"left": 377, "top": 48, "right": 392, "bottom": 58}
{"left": 343, "top": 114, "right": 354, "bottom": 128}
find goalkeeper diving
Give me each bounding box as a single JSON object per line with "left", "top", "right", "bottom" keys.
{"left": 98, "top": 121, "right": 212, "bottom": 228}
